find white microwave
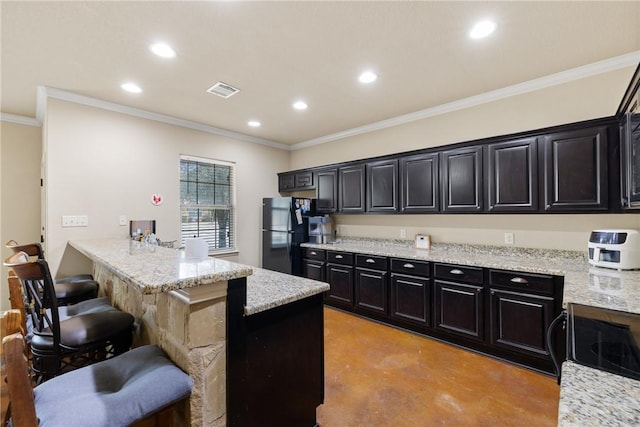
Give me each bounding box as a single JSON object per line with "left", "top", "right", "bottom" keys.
{"left": 588, "top": 229, "right": 640, "bottom": 270}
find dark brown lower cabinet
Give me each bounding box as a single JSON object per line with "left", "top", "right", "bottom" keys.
{"left": 390, "top": 273, "right": 431, "bottom": 326}
{"left": 434, "top": 280, "right": 484, "bottom": 342}
{"left": 489, "top": 288, "right": 554, "bottom": 358}
{"left": 355, "top": 267, "right": 388, "bottom": 315}
{"left": 304, "top": 248, "right": 563, "bottom": 374}
{"left": 325, "top": 263, "right": 354, "bottom": 307}
{"left": 303, "top": 259, "right": 325, "bottom": 282}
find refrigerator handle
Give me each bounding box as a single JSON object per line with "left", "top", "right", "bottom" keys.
{"left": 287, "top": 233, "right": 292, "bottom": 259}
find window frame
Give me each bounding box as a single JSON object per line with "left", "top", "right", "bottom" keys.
{"left": 179, "top": 155, "right": 237, "bottom": 255}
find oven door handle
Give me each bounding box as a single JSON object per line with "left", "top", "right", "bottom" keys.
{"left": 547, "top": 311, "right": 567, "bottom": 385}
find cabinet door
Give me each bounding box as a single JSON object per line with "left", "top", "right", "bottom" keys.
{"left": 295, "top": 171, "right": 314, "bottom": 189}
{"left": 339, "top": 164, "right": 365, "bottom": 213}
{"left": 366, "top": 159, "right": 398, "bottom": 212}
{"left": 441, "top": 146, "right": 483, "bottom": 212}
{"left": 278, "top": 173, "right": 295, "bottom": 192}
{"left": 390, "top": 273, "right": 431, "bottom": 326}
{"left": 325, "top": 263, "right": 354, "bottom": 307}
{"left": 434, "top": 280, "right": 484, "bottom": 341}
{"left": 489, "top": 289, "right": 554, "bottom": 358}
{"left": 399, "top": 153, "right": 439, "bottom": 213}
{"left": 315, "top": 169, "right": 338, "bottom": 214}
{"left": 487, "top": 138, "right": 538, "bottom": 212}
{"left": 541, "top": 126, "right": 608, "bottom": 211}
{"left": 355, "top": 268, "right": 388, "bottom": 315}
{"left": 303, "top": 260, "right": 325, "bottom": 282}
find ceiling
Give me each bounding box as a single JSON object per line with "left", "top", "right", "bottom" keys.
{"left": 2, "top": 1, "right": 639, "bottom": 148}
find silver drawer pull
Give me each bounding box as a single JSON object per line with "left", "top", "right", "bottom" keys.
{"left": 335, "top": 255, "right": 343, "bottom": 259}
{"left": 403, "top": 263, "right": 415, "bottom": 269}
{"left": 450, "top": 269, "right": 464, "bottom": 275}
{"left": 510, "top": 277, "right": 529, "bottom": 284}
{"left": 366, "top": 258, "right": 376, "bottom": 263}
{"left": 310, "top": 251, "right": 317, "bottom": 256}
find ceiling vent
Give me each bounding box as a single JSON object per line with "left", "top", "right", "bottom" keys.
{"left": 206, "top": 82, "right": 240, "bottom": 99}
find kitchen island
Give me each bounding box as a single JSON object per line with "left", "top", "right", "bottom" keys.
{"left": 69, "top": 239, "right": 329, "bottom": 427}
{"left": 302, "top": 237, "right": 640, "bottom": 426}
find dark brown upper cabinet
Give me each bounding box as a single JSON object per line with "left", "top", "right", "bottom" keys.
{"left": 441, "top": 146, "right": 483, "bottom": 212}
{"left": 399, "top": 153, "right": 439, "bottom": 213}
{"left": 541, "top": 126, "right": 608, "bottom": 211}
{"left": 338, "top": 164, "right": 365, "bottom": 213}
{"left": 315, "top": 168, "right": 338, "bottom": 214}
{"left": 366, "top": 159, "right": 398, "bottom": 213}
{"left": 486, "top": 138, "right": 538, "bottom": 212}
{"left": 278, "top": 171, "right": 314, "bottom": 192}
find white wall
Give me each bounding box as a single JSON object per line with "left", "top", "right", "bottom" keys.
{"left": 44, "top": 99, "right": 289, "bottom": 277}
{"left": 290, "top": 66, "right": 640, "bottom": 250}
{"left": 1, "top": 121, "right": 42, "bottom": 312}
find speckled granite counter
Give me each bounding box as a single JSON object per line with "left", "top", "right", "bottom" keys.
{"left": 302, "top": 238, "right": 640, "bottom": 426}
{"left": 246, "top": 267, "right": 329, "bottom": 315}
{"left": 302, "top": 238, "right": 640, "bottom": 314}
{"left": 558, "top": 362, "right": 640, "bottom": 426}
{"left": 70, "top": 239, "right": 253, "bottom": 294}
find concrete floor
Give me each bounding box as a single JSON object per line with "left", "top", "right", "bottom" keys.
{"left": 317, "top": 307, "right": 559, "bottom": 427}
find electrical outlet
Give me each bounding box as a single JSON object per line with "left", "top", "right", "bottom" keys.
{"left": 504, "top": 232, "right": 514, "bottom": 245}
{"left": 400, "top": 229, "right": 407, "bottom": 238}
{"left": 119, "top": 215, "right": 127, "bottom": 226}
{"left": 62, "top": 215, "right": 88, "bottom": 227}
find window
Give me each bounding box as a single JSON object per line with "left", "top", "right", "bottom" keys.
{"left": 180, "top": 156, "right": 235, "bottom": 253}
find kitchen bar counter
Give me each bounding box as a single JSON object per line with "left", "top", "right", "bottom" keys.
{"left": 302, "top": 238, "right": 640, "bottom": 425}
{"left": 69, "top": 239, "right": 328, "bottom": 427}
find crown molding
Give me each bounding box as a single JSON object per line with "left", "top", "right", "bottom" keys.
{"left": 0, "top": 113, "right": 41, "bottom": 127}
{"left": 36, "top": 87, "right": 290, "bottom": 150}
{"left": 291, "top": 51, "right": 640, "bottom": 150}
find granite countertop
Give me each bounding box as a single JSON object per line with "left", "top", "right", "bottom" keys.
{"left": 70, "top": 239, "right": 253, "bottom": 294}
{"left": 302, "top": 237, "right": 640, "bottom": 426}
{"left": 558, "top": 362, "right": 640, "bottom": 426}
{"left": 302, "top": 238, "right": 640, "bottom": 315}
{"left": 70, "top": 239, "right": 329, "bottom": 316}
{"left": 245, "top": 267, "right": 330, "bottom": 316}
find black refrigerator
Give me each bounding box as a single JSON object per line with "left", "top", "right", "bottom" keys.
{"left": 262, "top": 197, "right": 314, "bottom": 276}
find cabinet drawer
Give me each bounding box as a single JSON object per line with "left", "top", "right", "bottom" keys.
{"left": 356, "top": 254, "right": 388, "bottom": 270}
{"left": 390, "top": 258, "right": 430, "bottom": 276}
{"left": 434, "top": 263, "right": 483, "bottom": 285}
{"left": 488, "top": 269, "right": 554, "bottom": 295}
{"left": 304, "top": 248, "right": 326, "bottom": 261}
{"left": 327, "top": 251, "right": 353, "bottom": 265}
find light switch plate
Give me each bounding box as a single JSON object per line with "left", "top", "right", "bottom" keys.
{"left": 62, "top": 215, "right": 88, "bottom": 227}
{"left": 119, "top": 215, "right": 127, "bottom": 226}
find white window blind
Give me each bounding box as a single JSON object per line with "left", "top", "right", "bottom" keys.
{"left": 180, "top": 156, "right": 236, "bottom": 253}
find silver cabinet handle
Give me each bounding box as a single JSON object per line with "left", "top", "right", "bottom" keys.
{"left": 450, "top": 269, "right": 464, "bottom": 275}
{"left": 366, "top": 258, "right": 376, "bottom": 263}
{"left": 335, "top": 254, "right": 343, "bottom": 259}
{"left": 403, "top": 263, "right": 415, "bottom": 269}
{"left": 510, "top": 277, "right": 529, "bottom": 284}
{"left": 310, "top": 251, "right": 317, "bottom": 256}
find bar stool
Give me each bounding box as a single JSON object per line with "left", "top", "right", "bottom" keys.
{"left": 5, "top": 252, "right": 135, "bottom": 382}
{"left": 6, "top": 241, "right": 98, "bottom": 306}
{"left": 3, "top": 333, "right": 193, "bottom": 427}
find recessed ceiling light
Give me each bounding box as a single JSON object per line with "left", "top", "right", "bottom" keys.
{"left": 469, "top": 20, "right": 497, "bottom": 39}
{"left": 293, "top": 101, "right": 308, "bottom": 110}
{"left": 150, "top": 42, "right": 176, "bottom": 58}
{"left": 358, "top": 71, "right": 378, "bottom": 84}
{"left": 121, "top": 82, "right": 142, "bottom": 93}
{"left": 248, "top": 120, "right": 261, "bottom": 127}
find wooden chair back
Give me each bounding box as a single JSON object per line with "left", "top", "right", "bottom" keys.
{"left": 7, "top": 269, "right": 28, "bottom": 335}
{"left": 2, "top": 332, "right": 38, "bottom": 427}
{"left": 5, "top": 240, "right": 44, "bottom": 259}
